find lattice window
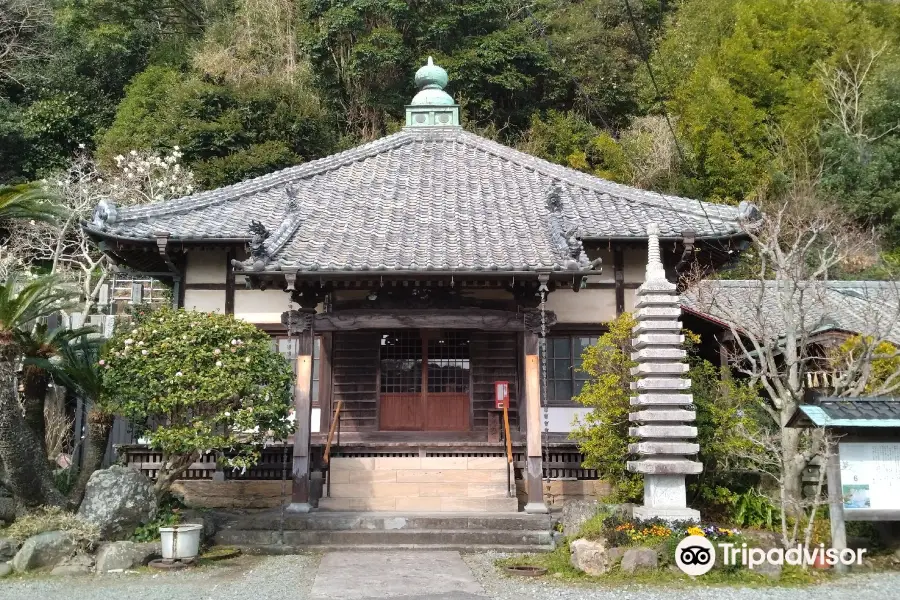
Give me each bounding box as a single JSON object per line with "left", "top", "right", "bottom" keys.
{"left": 380, "top": 330, "right": 423, "bottom": 393}
{"left": 427, "top": 331, "right": 470, "bottom": 393}
{"left": 545, "top": 334, "right": 600, "bottom": 405}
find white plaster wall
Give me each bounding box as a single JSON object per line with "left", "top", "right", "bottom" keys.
{"left": 623, "top": 248, "right": 648, "bottom": 283}
{"left": 546, "top": 406, "right": 592, "bottom": 433}
{"left": 234, "top": 289, "right": 293, "bottom": 324}
{"left": 624, "top": 288, "right": 637, "bottom": 312}
{"left": 586, "top": 249, "right": 614, "bottom": 283}
{"left": 184, "top": 290, "right": 226, "bottom": 313}
{"left": 546, "top": 288, "right": 616, "bottom": 323}
{"left": 185, "top": 250, "right": 227, "bottom": 284}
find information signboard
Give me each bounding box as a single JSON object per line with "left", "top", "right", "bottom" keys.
{"left": 839, "top": 442, "right": 900, "bottom": 510}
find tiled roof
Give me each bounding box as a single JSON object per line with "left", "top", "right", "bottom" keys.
{"left": 682, "top": 280, "right": 900, "bottom": 344}
{"left": 85, "top": 127, "right": 746, "bottom": 273}
{"left": 791, "top": 399, "right": 900, "bottom": 428}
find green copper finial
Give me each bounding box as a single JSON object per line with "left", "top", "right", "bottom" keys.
{"left": 415, "top": 56, "right": 448, "bottom": 91}
{"left": 410, "top": 56, "right": 454, "bottom": 106}
{"left": 405, "top": 56, "right": 460, "bottom": 127}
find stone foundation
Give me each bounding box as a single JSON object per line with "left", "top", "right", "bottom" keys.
{"left": 543, "top": 479, "right": 612, "bottom": 507}
{"left": 318, "top": 456, "right": 517, "bottom": 512}
{"left": 172, "top": 480, "right": 287, "bottom": 509}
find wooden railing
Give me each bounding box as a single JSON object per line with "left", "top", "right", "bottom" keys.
{"left": 323, "top": 400, "right": 343, "bottom": 465}
{"left": 502, "top": 402, "right": 513, "bottom": 497}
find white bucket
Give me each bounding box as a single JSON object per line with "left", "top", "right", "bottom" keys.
{"left": 159, "top": 524, "right": 203, "bottom": 560}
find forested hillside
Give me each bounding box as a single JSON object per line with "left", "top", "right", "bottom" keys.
{"left": 2, "top": 0, "right": 899, "bottom": 259}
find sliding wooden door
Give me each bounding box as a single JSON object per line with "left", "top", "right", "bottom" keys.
{"left": 378, "top": 330, "right": 471, "bottom": 431}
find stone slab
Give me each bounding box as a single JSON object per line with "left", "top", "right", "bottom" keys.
{"left": 310, "top": 551, "right": 486, "bottom": 600}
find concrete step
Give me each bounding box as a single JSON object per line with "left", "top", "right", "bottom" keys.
{"left": 216, "top": 528, "right": 552, "bottom": 547}
{"left": 218, "top": 511, "right": 551, "bottom": 532}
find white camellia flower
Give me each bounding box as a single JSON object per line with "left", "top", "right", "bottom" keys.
{"left": 216, "top": 361, "right": 223, "bottom": 367}
{"left": 176, "top": 371, "right": 183, "bottom": 377}
{"left": 141, "top": 350, "right": 148, "bottom": 356}
{"left": 214, "top": 348, "right": 221, "bottom": 355}
{"left": 245, "top": 357, "right": 251, "bottom": 363}
{"left": 124, "top": 339, "right": 134, "bottom": 345}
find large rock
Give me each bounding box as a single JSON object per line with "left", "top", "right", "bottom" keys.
{"left": 50, "top": 553, "right": 94, "bottom": 576}
{"left": 95, "top": 541, "right": 161, "bottom": 572}
{"left": 561, "top": 500, "right": 601, "bottom": 537}
{"left": 12, "top": 531, "right": 76, "bottom": 572}
{"left": 77, "top": 466, "right": 158, "bottom": 540}
{"left": 0, "top": 563, "right": 11, "bottom": 578}
{"left": 570, "top": 538, "right": 624, "bottom": 576}
{"left": 0, "top": 538, "right": 19, "bottom": 561}
{"left": 620, "top": 547, "right": 658, "bottom": 574}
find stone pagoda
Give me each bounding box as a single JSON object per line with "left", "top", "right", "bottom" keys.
{"left": 627, "top": 223, "right": 702, "bottom": 522}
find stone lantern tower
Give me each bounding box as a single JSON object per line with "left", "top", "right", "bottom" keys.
{"left": 627, "top": 223, "right": 702, "bottom": 521}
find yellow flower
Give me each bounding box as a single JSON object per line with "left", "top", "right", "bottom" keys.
{"left": 687, "top": 526, "right": 705, "bottom": 537}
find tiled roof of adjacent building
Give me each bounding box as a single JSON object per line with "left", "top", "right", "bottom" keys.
{"left": 789, "top": 399, "right": 900, "bottom": 428}
{"left": 85, "top": 129, "right": 747, "bottom": 273}
{"left": 681, "top": 280, "right": 900, "bottom": 344}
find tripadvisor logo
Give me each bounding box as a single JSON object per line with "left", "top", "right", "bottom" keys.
{"left": 674, "top": 534, "right": 868, "bottom": 576}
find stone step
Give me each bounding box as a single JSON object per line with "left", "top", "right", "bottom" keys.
{"left": 317, "top": 496, "right": 519, "bottom": 512}
{"left": 236, "top": 543, "right": 554, "bottom": 554}
{"left": 218, "top": 511, "right": 551, "bottom": 532}
{"left": 326, "top": 481, "right": 509, "bottom": 498}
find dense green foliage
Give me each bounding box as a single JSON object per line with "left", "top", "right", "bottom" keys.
{"left": 101, "top": 308, "right": 294, "bottom": 491}
{"left": 571, "top": 312, "right": 763, "bottom": 516}
{"left": 2, "top": 0, "right": 900, "bottom": 255}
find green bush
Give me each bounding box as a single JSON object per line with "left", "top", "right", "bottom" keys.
{"left": 102, "top": 307, "right": 294, "bottom": 495}
{"left": 131, "top": 494, "right": 185, "bottom": 543}
{"left": 571, "top": 312, "right": 765, "bottom": 511}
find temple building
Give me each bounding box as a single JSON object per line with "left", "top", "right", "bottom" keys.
{"left": 86, "top": 58, "right": 749, "bottom": 514}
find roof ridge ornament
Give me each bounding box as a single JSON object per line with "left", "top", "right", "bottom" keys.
{"left": 406, "top": 56, "right": 460, "bottom": 128}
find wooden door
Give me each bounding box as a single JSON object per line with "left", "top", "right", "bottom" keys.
{"left": 378, "top": 330, "right": 471, "bottom": 431}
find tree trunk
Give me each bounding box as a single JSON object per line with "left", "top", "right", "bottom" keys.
{"left": 68, "top": 406, "right": 113, "bottom": 508}
{"left": 153, "top": 450, "right": 200, "bottom": 501}
{"left": 781, "top": 426, "right": 806, "bottom": 520}
{"left": 0, "top": 358, "right": 65, "bottom": 507}
{"left": 21, "top": 365, "right": 49, "bottom": 458}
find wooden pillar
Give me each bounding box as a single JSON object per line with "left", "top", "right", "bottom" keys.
{"left": 827, "top": 449, "right": 849, "bottom": 574}
{"left": 523, "top": 331, "right": 548, "bottom": 514}
{"left": 614, "top": 246, "right": 625, "bottom": 315}
{"left": 224, "top": 251, "right": 235, "bottom": 315}
{"left": 288, "top": 309, "right": 316, "bottom": 512}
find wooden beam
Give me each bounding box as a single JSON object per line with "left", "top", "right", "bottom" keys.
{"left": 184, "top": 283, "right": 228, "bottom": 291}
{"left": 314, "top": 309, "right": 553, "bottom": 332}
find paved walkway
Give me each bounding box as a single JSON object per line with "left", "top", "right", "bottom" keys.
{"left": 311, "top": 551, "right": 485, "bottom": 600}
{"left": 2, "top": 551, "right": 900, "bottom": 600}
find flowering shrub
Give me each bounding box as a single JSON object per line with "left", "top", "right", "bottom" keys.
{"left": 596, "top": 514, "right": 741, "bottom": 548}
{"left": 102, "top": 307, "right": 294, "bottom": 495}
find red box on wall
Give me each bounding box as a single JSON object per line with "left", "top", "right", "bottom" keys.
{"left": 494, "top": 381, "right": 509, "bottom": 409}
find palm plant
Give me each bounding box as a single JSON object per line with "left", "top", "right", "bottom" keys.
{"left": 0, "top": 275, "right": 75, "bottom": 507}
{"left": 0, "top": 184, "right": 61, "bottom": 225}
{"left": 19, "top": 323, "right": 98, "bottom": 458}
{"left": 27, "top": 334, "right": 111, "bottom": 507}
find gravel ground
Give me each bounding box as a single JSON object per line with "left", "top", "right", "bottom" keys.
{"left": 3, "top": 552, "right": 900, "bottom": 600}
{"left": 0, "top": 554, "right": 320, "bottom": 600}
{"left": 463, "top": 552, "right": 900, "bottom": 600}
